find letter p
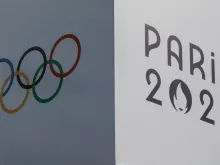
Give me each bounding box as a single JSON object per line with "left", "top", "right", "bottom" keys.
{"left": 145, "top": 24, "right": 161, "bottom": 57}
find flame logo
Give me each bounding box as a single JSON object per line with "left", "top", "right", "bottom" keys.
{"left": 169, "top": 79, "right": 192, "bottom": 114}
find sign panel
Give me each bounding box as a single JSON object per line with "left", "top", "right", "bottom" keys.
{"left": 115, "top": 0, "right": 220, "bottom": 165}
{"left": 0, "top": 1, "right": 115, "bottom": 165}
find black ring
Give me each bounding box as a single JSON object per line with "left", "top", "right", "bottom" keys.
{"left": 17, "top": 46, "right": 47, "bottom": 89}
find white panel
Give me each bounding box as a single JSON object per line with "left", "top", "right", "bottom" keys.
{"left": 115, "top": 0, "right": 220, "bottom": 165}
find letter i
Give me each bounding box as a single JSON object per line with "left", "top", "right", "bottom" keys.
{"left": 211, "top": 52, "right": 215, "bottom": 84}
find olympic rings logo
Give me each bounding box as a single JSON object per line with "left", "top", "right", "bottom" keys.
{"left": 0, "top": 34, "right": 81, "bottom": 114}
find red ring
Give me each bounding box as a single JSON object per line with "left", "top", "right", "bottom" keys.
{"left": 49, "top": 34, "right": 81, "bottom": 78}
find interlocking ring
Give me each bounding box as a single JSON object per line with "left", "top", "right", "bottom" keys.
{"left": 0, "top": 33, "right": 81, "bottom": 114}
{"left": 16, "top": 46, "right": 47, "bottom": 89}
{"left": 0, "top": 58, "right": 14, "bottom": 96}
{"left": 0, "top": 72, "right": 30, "bottom": 114}
{"left": 32, "top": 60, "right": 63, "bottom": 103}
{"left": 49, "top": 34, "right": 81, "bottom": 78}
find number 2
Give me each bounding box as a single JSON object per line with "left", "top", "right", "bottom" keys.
{"left": 200, "top": 90, "right": 215, "bottom": 125}
{"left": 146, "top": 69, "right": 162, "bottom": 106}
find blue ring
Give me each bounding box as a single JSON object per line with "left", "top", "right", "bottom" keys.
{"left": 0, "top": 58, "right": 14, "bottom": 96}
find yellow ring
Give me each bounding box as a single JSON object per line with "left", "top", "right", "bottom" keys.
{"left": 0, "top": 72, "right": 30, "bottom": 114}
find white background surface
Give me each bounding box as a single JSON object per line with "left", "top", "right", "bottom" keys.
{"left": 115, "top": 0, "right": 220, "bottom": 165}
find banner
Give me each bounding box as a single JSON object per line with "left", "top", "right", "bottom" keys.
{"left": 0, "top": 1, "right": 115, "bottom": 165}
{"left": 115, "top": 0, "right": 220, "bottom": 165}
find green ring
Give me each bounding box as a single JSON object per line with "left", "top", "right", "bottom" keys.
{"left": 32, "top": 60, "right": 64, "bottom": 103}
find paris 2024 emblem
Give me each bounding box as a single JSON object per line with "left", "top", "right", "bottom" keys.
{"left": 169, "top": 79, "right": 192, "bottom": 114}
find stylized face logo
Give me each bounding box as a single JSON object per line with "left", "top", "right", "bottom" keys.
{"left": 169, "top": 79, "right": 192, "bottom": 114}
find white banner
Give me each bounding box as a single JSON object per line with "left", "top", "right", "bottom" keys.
{"left": 115, "top": 0, "right": 220, "bottom": 165}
